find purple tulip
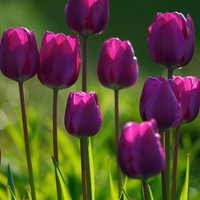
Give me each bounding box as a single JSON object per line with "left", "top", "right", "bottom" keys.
{"left": 97, "top": 38, "right": 139, "bottom": 90}
{"left": 174, "top": 76, "right": 200, "bottom": 124}
{"left": 147, "top": 12, "right": 195, "bottom": 69}
{"left": 38, "top": 31, "right": 81, "bottom": 90}
{"left": 0, "top": 27, "right": 39, "bottom": 82}
{"left": 65, "top": 0, "right": 109, "bottom": 36}
{"left": 117, "top": 119, "right": 165, "bottom": 180}
{"left": 140, "top": 77, "right": 182, "bottom": 131}
{"left": 65, "top": 91, "right": 102, "bottom": 138}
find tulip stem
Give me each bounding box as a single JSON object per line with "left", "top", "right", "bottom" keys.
{"left": 165, "top": 129, "right": 170, "bottom": 200}
{"left": 82, "top": 35, "right": 88, "bottom": 92}
{"left": 167, "top": 68, "right": 174, "bottom": 79}
{"left": 161, "top": 131, "right": 167, "bottom": 200}
{"left": 142, "top": 180, "right": 149, "bottom": 200}
{"left": 114, "top": 89, "right": 122, "bottom": 197}
{"left": 18, "top": 82, "right": 36, "bottom": 200}
{"left": 172, "top": 125, "right": 181, "bottom": 200}
{"left": 53, "top": 89, "right": 61, "bottom": 200}
{"left": 80, "top": 138, "right": 87, "bottom": 200}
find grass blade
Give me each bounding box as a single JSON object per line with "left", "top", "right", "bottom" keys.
{"left": 7, "top": 163, "right": 16, "bottom": 200}
{"left": 180, "top": 154, "right": 190, "bottom": 200}
{"left": 26, "top": 186, "right": 32, "bottom": 200}
{"left": 88, "top": 137, "right": 95, "bottom": 200}
{"left": 148, "top": 185, "right": 155, "bottom": 200}
{"left": 107, "top": 157, "right": 118, "bottom": 200}
{"left": 8, "top": 186, "right": 17, "bottom": 200}
{"left": 52, "top": 156, "right": 72, "bottom": 200}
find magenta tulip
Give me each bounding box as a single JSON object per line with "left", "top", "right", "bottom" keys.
{"left": 0, "top": 27, "right": 39, "bottom": 82}
{"left": 97, "top": 38, "right": 139, "bottom": 90}
{"left": 65, "top": 91, "right": 102, "bottom": 138}
{"left": 147, "top": 12, "right": 195, "bottom": 69}
{"left": 38, "top": 31, "right": 81, "bottom": 90}
{"left": 174, "top": 76, "right": 200, "bottom": 124}
{"left": 117, "top": 119, "right": 165, "bottom": 180}
{"left": 140, "top": 77, "right": 182, "bottom": 131}
{"left": 65, "top": 0, "right": 109, "bottom": 36}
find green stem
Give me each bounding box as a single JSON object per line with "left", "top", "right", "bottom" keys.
{"left": 167, "top": 68, "right": 174, "bottom": 79}
{"left": 114, "top": 90, "right": 122, "bottom": 197}
{"left": 80, "top": 139, "right": 87, "bottom": 200}
{"left": 18, "top": 82, "right": 36, "bottom": 200}
{"left": 82, "top": 35, "right": 88, "bottom": 92}
{"left": 165, "top": 129, "right": 170, "bottom": 200}
{"left": 161, "top": 131, "right": 167, "bottom": 200}
{"left": 53, "top": 89, "right": 61, "bottom": 200}
{"left": 142, "top": 180, "right": 149, "bottom": 200}
{"left": 172, "top": 125, "right": 181, "bottom": 200}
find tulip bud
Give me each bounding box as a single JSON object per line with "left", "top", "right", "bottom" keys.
{"left": 65, "top": 0, "right": 109, "bottom": 36}
{"left": 117, "top": 119, "right": 165, "bottom": 180}
{"left": 38, "top": 31, "right": 81, "bottom": 90}
{"left": 97, "top": 38, "right": 139, "bottom": 90}
{"left": 140, "top": 77, "right": 182, "bottom": 131}
{"left": 65, "top": 91, "right": 102, "bottom": 138}
{"left": 173, "top": 76, "right": 200, "bottom": 124}
{"left": 147, "top": 12, "right": 195, "bottom": 69}
{"left": 0, "top": 27, "right": 39, "bottom": 82}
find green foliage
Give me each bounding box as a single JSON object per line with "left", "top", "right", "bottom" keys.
{"left": 52, "top": 157, "right": 72, "bottom": 200}
{"left": 180, "top": 154, "right": 190, "bottom": 200}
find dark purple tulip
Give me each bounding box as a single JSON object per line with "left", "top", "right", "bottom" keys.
{"left": 117, "top": 119, "right": 165, "bottom": 180}
{"left": 140, "top": 77, "right": 182, "bottom": 131}
{"left": 0, "top": 27, "right": 39, "bottom": 82}
{"left": 97, "top": 38, "right": 139, "bottom": 90}
{"left": 174, "top": 76, "right": 200, "bottom": 124}
{"left": 65, "top": 0, "right": 109, "bottom": 36}
{"left": 38, "top": 31, "right": 81, "bottom": 90}
{"left": 148, "top": 12, "right": 195, "bottom": 69}
{"left": 65, "top": 91, "right": 102, "bottom": 138}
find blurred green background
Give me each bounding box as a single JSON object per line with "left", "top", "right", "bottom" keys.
{"left": 0, "top": 0, "right": 200, "bottom": 199}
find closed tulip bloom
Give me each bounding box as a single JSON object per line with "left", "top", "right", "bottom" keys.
{"left": 140, "top": 77, "right": 182, "bottom": 131}
{"left": 65, "top": 91, "right": 102, "bottom": 138}
{"left": 65, "top": 0, "right": 109, "bottom": 36}
{"left": 0, "top": 27, "right": 39, "bottom": 82}
{"left": 38, "top": 32, "right": 81, "bottom": 90}
{"left": 97, "top": 38, "right": 139, "bottom": 90}
{"left": 117, "top": 119, "right": 165, "bottom": 180}
{"left": 174, "top": 76, "right": 200, "bottom": 124}
{"left": 148, "top": 12, "right": 195, "bottom": 69}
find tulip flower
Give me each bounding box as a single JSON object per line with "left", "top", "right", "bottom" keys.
{"left": 140, "top": 77, "right": 182, "bottom": 131}
{"left": 97, "top": 38, "right": 139, "bottom": 90}
{"left": 65, "top": 0, "right": 109, "bottom": 36}
{"left": 65, "top": 91, "right": 102, "bottom": 138}
{"left": 117, "top": 119, "right": 165, "bottom": 180}
{"left": 173, "top": 76, "right": 200, "bottom": 124}
{"left": 147, "top": 12, "right": 195, "bottom": 69}
{"left": 38, "top": 31, "right": 81, "bottom": 90}
{"left": 0, "top": 27, "right": 39, "bottom": 82}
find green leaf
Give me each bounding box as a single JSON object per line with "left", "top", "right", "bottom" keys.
{"left": 26, "top": 186, "right": 32, "bottom": 200}
{"left": 180, "top": 154, "right": 190, "bottom": 200}
{"left": 88, "top": 137, "right": 95, "bottom": 200}
{"left": 107, "top": 157, "right": 118, "bottom": 200}
{"left": 52, "top": 156, "right": 72, "bottom": 200}
{"left": 148, "top": 185, "right": 155, "bottom": 200}
{"left": 120, "top": 188, "right": 130, "bottom": 200}
{"left": 7, "top": 163, "right": 16, "bottom": 200}
{"left": 8, "top": 186, "right": 17, "bottom": 200}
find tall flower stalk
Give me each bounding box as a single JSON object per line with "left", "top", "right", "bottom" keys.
{"left": 18, "top": 82, "right": 36, "bottom": 200}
